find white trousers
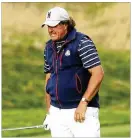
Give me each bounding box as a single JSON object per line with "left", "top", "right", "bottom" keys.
{"left": 49, "top": 105, "right": 100, "bottom": 137}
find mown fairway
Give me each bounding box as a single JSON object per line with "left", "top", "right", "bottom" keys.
{"left": 2, "top": 108, "right": 130, "bottom": 137}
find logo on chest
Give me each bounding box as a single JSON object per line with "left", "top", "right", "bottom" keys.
{"left": 65, "top": 50, "right": 70, "bottom": 56}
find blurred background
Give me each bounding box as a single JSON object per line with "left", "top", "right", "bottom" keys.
{"left": 2, "top": 2, "right": 130, "bottom": 137}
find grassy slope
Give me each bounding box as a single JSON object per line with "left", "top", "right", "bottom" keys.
{"left": 2, "top": 43, "right": 130, "bottom": 109}
{"left": 98, "top": 48, "right": 130, "bottom": 108}
{"left": 2, "top": 43, "right": 44, "bottom": 109}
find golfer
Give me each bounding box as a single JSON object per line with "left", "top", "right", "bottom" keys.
{"left": 42, "top": 6, "right": 104, "bottom": 137}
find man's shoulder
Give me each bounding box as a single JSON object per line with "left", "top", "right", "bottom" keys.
{"left": 44, "top": 39, "right": 53, "bottom": 51}
{"left": 44, "top": 39, "right": 53, "bottom": 49}
{"left": 76, "top": 31, "right": 92, "bottom": 41}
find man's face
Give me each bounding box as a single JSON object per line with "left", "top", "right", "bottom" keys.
{"left": 48, "top": 23, "right": 67, "bottom": 41}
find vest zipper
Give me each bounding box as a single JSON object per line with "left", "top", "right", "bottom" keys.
{"left": 55, "top": 55, "right": 62, "bottom": 108}
{"left": 50, "top": 43, "right": 62, "bottom": 108}
{"left": 55, "top": 41, "right": 69, "bottom": 107}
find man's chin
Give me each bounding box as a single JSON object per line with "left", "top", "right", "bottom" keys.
{"left": 51, "top": 37, "right": 59, "bottom": 41}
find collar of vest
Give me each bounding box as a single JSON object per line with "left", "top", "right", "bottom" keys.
{"left": 46, "top": 28, "right": 77, "bottom": 45}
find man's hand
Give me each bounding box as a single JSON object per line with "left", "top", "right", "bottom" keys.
{"left": 43, "top": 114, "right": 50, "bottom": 130}
{"left": 74, "top": 101, "right": 88, "bottom": 123}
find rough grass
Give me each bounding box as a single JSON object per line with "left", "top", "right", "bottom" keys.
{"left": 2, "top": 2, "right": 130, "bottom": 50}
{"left": 2, "top": 43, "right": 44, "bottom": 109}
{"left": 98, "top": 48, "right": 130, "bottom": 107}
{"left": 2, "top": 43, "right": 130, "bottom": 109}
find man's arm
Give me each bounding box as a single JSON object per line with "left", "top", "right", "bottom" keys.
{"left": 74, "top": 65, "right": 104, "bottom": 122}
{"left": 83, "top": 65, "right": 104, "bottom": 101}
{"left": 45, "top": 73, "right": 51, "bottom": 113}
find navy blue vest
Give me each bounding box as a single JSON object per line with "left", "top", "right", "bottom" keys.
{"left": 45, "top": 29, "right": 99, "bottom": 109}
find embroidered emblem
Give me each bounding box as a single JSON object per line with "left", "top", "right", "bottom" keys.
{"left": 47, "top": 12, "right": 51, "bottom": 18}
{"left": 65, "top": 50, "right": 70, "bottom": 56}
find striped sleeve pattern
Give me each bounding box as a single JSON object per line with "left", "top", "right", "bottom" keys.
{"left": 78, "top": 36, "right": 101, "bottom": 69}
{"left": 44, "top": 48, "right": 50, "bottom": 73}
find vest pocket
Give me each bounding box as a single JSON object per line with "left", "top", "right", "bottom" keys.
{"left": 75, "top": 74, "right": 82, "bottom": 94}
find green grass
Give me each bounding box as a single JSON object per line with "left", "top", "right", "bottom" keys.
{"left": 98, "top": 48, "right": 130, "bottom": 107}
{"left": 2, "top": 108, "right": 49, "bottom": 137}
{"left": 2, "top": 108, "right": 130, "bottom": 137}
{"left": 101, "top": 124, "right": 130, "bottom": 137}
{"left": 100, "top": 107, "right": 130, "bottom": 137}
{"left": 2, "top": 43, "right": 45, "bottom": 109}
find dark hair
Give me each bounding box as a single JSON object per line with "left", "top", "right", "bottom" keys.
{"left": 59, "top": 17, "right": 76, "bottom": 32}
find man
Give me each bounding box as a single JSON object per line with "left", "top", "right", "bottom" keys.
{"left": 42, "top": 6, "right": 104, "bottom": 137}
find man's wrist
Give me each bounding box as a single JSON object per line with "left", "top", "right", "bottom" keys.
{"left": 81, "top": 97, "right": 90, "bottom": 105}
